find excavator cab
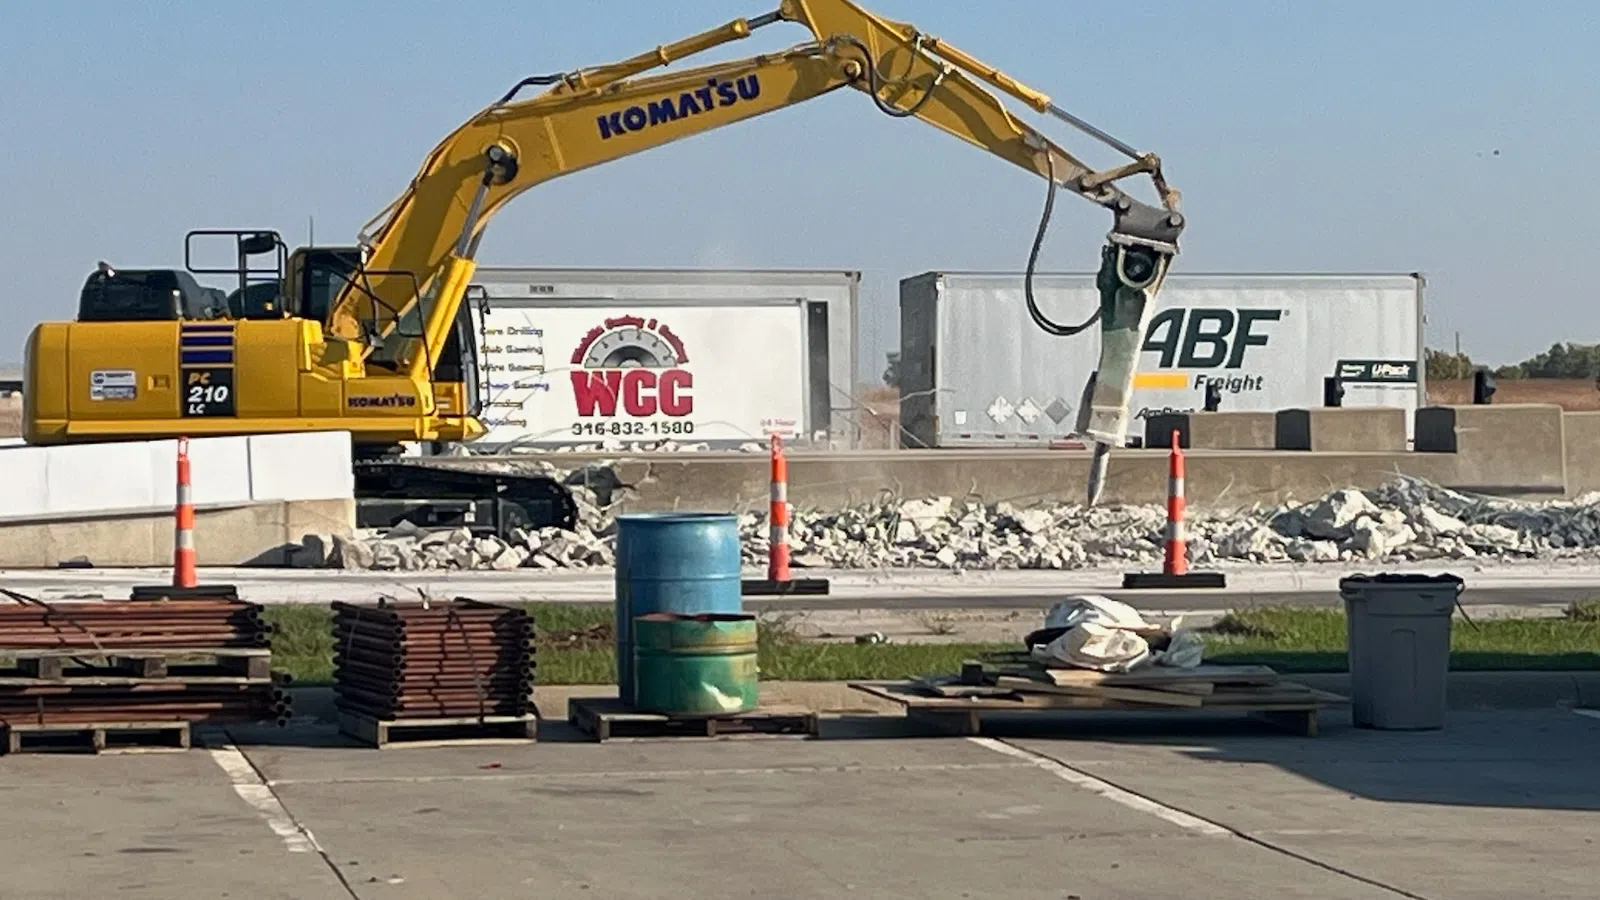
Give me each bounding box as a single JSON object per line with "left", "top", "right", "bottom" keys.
{"left": 171, "top": 231, "right": 482, "bottom": 410}
{"left": 244, "top": 239, "right": 485, "bottom": 420}
{"left": 287, "top": 246, "right": 364, "bottom": 324}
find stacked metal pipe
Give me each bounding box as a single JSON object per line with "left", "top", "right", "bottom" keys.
{"left": 0, "top": 598, "right": 270, "bottom": 650}
{"left": 0, "top": 596, "right": 288, "bottom": 726}
{"left": 0, "top": 684, "right": 288, "bottom": 725}
{"left": 331, "top": 599, "right": 535, "bottom": 720}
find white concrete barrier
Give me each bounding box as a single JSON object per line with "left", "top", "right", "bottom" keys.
{"left": 0, "top": 431, "right": 354, "bottom": 523}
{"left": 246, "top": 431, "right": 357, "bottom": 503}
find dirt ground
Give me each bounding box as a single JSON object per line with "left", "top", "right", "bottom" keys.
{"left": 853, "top": 384, "right": 901, "bottom": 449}
{"left": 848, "top": 378, "right": 1600, "bottom": 448}
{"left": 0, "top": 400, "right": 19, "bottom": 438}
{"left": 1426, "top": 377, "right": 1600, "bottom": 409}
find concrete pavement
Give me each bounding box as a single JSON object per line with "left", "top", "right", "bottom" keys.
{"left": 3, "top": 558, "right": 1599, "bottom": 612}
{"left": 1, "top": 707, "right": 1595, "bottom": 899}
{"left": 993, "top": 708, "right": 1600, "bottom": 900}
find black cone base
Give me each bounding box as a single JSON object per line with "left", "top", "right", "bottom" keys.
{"left": 1120, "top": 572, "right": 1227, "bottom": 590}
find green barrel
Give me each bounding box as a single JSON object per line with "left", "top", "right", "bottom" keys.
{"left": 632, "top": 612, "right": 759, "bottom": 717}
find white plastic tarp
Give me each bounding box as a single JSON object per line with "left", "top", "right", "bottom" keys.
{"left": 1029, "top": 595, "right": 1205, "bottom": 672}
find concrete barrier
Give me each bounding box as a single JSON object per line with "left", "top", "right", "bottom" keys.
{"left": 1144, "top": 412, "right": 1277, "bottom": 450}
{"left": 440, "top": 393, "right": 1594, "bottom": 514}
{"left": 1414, "top": 404, "right": 1566, "bottom": 494}
{"left": 0, "top": 431, "right": 355, "bottom": 522}
{"left": 1562, "top": 411, "right": 1600, "bottom": 495}
{"left": 593, "top": 448, "right": 1463, "bottom": 514}
{"left": 0, "top": 499, "right": 355, "bottom": 568}
{"left": 0, "top": 430, "right": 357, "bottom": 567}
{"left": 1274, "top": 407, "right": 1409, "bottom": 452}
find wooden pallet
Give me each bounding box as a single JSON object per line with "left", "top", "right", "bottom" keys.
{"left": 1, "top": 720, "right": 192, "bottom": 754}
{"left": 901, "top": 705, "right": 1322, "bottom": 737}
{"left": 851, "top": 674, "right": 1343, "bottom": 738}
{"left": 567, "top": 696, "right": 819, "bottom": 742}
{"left": 0, "top": 648, "right": 273, "bottom": 681}
{"left": 337, "top": 710, "right": 538, "bottom": 749}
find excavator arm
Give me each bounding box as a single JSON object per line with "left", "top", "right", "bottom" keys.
{"left": 330, "top": 0, "right": 1186, "bottom": 503}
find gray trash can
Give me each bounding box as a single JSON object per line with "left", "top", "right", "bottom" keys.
{"left": 1338, "top": 572, "right": 1463, "bottom": 730}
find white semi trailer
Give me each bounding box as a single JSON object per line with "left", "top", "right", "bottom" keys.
{"left": 898, "top": 270, "right": 1425, "bottom": 448}
{"left": 465, "top": 267, "right": 861, "bottom": 450}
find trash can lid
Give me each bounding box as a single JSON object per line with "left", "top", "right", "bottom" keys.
{"left": 1339, "top": 572, "right": 1465, "bottom": 595}
{"left": 1339, "top": 572, "right": 1464, "bottom": 586}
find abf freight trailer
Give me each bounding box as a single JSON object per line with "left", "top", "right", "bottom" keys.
{"left": 465, "top": 268, "right": 860, "bottom": 449}
{"left": 897, "top": 271, "right": 1425, "bottom": 448}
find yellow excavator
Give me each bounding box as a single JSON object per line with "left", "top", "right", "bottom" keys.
{"left": 23, "top": 0, "right": 1183, "bottom": 536}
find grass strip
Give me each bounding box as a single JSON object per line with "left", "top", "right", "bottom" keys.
{"left": 261, "top": 601, "right": 1600, "bottom": 686}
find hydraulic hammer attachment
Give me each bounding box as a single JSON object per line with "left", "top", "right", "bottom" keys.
{"left": 1078, "top": 241, "right": 1174, "bottom": 506}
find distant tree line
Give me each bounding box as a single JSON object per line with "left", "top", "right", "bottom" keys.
{"left": 1427, "top": 343, "right": 1600, "bottom": 381}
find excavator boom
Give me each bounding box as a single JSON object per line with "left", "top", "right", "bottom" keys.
{"left": 332, "top": 0, "right": 1182, "bottom": 503}
{"left": 340, "top": 0, "right": 1180, "bottom": 349}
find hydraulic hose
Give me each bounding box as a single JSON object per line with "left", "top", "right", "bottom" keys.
{"left": 841, "top": 34, "right": 1098, "bottom": 335}
{"left": 1024, "top": 152, "right": 1100, "bottom": 336}
{"left": 496, "top": 72, "right": 572, "bottom": 105}
{"left": 837, "top": 35, "right": 943, "bottom": 119}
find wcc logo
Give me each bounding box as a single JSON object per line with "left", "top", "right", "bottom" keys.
{"left": 569, "top": 315, "right": 694, "bottom": 418}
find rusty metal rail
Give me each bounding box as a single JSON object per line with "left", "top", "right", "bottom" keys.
{"left": 0, "top": 592, "right": 287, "bottom": 734}
{"left": 0, "top": 596, "right": 270, "bottom": 650}
{"left": 331, "top": 598, "right": 536, "bottom": 721}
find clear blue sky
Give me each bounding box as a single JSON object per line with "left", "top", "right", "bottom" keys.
{"left": 3, "top": 0, "right": 1595, "bottom": 378}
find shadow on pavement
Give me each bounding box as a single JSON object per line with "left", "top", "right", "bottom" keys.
{"left": 1178, "top": 709, "right": 1600, "bottom": 812}
{"left": 969, "top": 707, "right": 1600, "bottom": 812}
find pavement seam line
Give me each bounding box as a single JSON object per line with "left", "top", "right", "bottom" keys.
{"left": 199, "top": 730, "right": 360, "bottom": 899}
{"left": 966, "top": 737, "right": 1231, "bottom": 836}
{"left": 968, "top": 736, "right": 1437, "bottom": 900}
{"left": 204, "top": 742, "right": 321, "bottom": 854}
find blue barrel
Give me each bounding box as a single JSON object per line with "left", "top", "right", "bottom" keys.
{"left": 613, "top": 512, "right": 744, "bottom": 706}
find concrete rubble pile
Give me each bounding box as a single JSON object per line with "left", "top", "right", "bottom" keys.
{"left": 323, "top": 464, "right": 1600, "bottom": 572}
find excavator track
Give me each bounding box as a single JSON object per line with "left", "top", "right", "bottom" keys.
{"left": 352, "top": 457, "right": 578, "bottom": 539}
